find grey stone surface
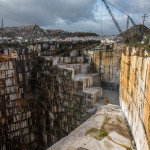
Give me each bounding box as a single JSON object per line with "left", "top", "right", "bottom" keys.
{"left": 48, "top": 104, "right": 135, "bottom": 150}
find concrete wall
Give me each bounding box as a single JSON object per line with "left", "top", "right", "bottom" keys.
{"left": 120, "top": 46, "right": 150, "bottom": 150}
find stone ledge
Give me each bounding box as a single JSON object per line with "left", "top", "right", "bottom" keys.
{"left": 47, "top": 104, "right": 135, "bottom": 150}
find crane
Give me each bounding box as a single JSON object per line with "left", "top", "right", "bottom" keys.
{"left": 102, "top": 0, "right": 122, "bottom": 34}
{"left": 102, "top": 0, "right": 142, "bottom": 35}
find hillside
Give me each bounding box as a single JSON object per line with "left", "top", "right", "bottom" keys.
{"left": 0, "top": 25, "right": 98, "bottom": 38}
{"left": 119, "top": 24, "right": 150, "bottom": 37}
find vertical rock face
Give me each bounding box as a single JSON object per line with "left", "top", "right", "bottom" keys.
{"left": 120, "top": 46, "right": 150, "bottom": 150}
{"left": 0, "top": 47, "right": 40, "bottom": 150}
{"left": 0, "top": 41, "right": 101, "bottom": 150}
{"left": 30, "top": 57, "right": 97, "bottom": 147}
{"left": 92, "top": 49, "right": 122, "bottom": 91}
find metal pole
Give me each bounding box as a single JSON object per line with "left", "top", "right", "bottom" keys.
{"left": 142, "top": 14, "right": 148, "bottom": 34}
{"left": 1, "top": 18, "right": 3, "bottom": 43}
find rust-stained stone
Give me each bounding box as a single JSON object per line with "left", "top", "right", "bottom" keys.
{"left": 93, "top": 50, "right": 122, "bottom": 87}
{"left": 120, "top": 47, "right": 150, "bottom": 150}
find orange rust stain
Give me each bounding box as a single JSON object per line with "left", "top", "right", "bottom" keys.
{"left": 145, "top": 64, "right": 150, "bottom": 142}
{"left": 120, "top": 53, "right": 130, "bottom": 104}
{"left": 121, "top": 52, "right": 150, "bottom": 145}
{"left": 93, "top": 51, "right": 121, "bottom": 74}
{"left": 120, "top": 48, "right": 150, "bottom": 148}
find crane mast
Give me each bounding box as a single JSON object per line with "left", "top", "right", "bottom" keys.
{"left": 126, "top": 16, "right": 130, "bottom": 31}
{"left": 128, "top": 16, "right": 141, "bottom": 34}
{"left": 102, "top": 0, "right": 142, "bottom": 35}
{"left": 102, "top": 0, "right": 122, "bottom": 34}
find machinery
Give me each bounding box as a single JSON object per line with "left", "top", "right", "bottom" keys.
{"left": 102, "top": 0, "right": 142, "bottom": 35}
{"left": 105, "top": 97, "right": 110, "bottom": 104}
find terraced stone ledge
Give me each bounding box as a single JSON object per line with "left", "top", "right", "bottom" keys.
{"left": 48, "top": 104, "right": 136, "bottom": 150}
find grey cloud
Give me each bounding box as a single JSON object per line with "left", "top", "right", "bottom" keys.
{"left": 0, "top": 0, "right": 96, "bottom": 26}
{"left": 0, "top": 0, "right": 150, "bottom": 35}
{"left": 97, "top": 0, "right": 150, "bottom": 34}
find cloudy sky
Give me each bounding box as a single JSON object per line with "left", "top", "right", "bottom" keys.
{"left": 0, "top": 0, "right": 150, "bottom": 35}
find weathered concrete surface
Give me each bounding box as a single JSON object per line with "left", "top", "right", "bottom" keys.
{"left": 48, "top": 104, "right": 135, "bottom": 150}
{"left": 120, "top": 46, "right": 150, "bottom": 150}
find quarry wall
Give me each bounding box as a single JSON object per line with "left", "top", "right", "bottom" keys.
{"left": 120, "top": 46, "right": 150, "bottom": 150}
{"left": 0, "top": 41, "right": 100, "bottom": 150}
{"left": 30, "top": 56, "right": 98, "bottom": 148}
{"left": 3, "top": 42, "right": 150, "bottom": 150}
{"left": 92, "top": 49, "right": 122, "bottom": 91}
{"left": 0, "top": 47, "right": 39, "bottom": 150}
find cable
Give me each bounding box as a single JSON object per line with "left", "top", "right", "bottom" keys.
{"left": 103, "top": 0, "right": 141, "bottom": 34}
{"left": 105, "top": 0, "right": 128, "bottom": 16}
{"left": 103, "top": 0, "right": 122, "bottom": 33}
{"left": 101, "top": 1, "right": 103, "bottom": 35}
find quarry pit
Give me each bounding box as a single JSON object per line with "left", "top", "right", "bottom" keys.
{"left": 0, "top": 41, "right": 150, "bottom": 150}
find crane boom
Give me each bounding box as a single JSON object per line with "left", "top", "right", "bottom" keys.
{"left": 102, "top": 0, "right": 122, "bottom": 34}
{"left": 102, "top": 0, "right": 142, "bottom": 36}
{"left": 128, "top": 16, "right": 142, "bottom": 34}
{"left": 126, "top": 15, "right": 129, "bottom": 31}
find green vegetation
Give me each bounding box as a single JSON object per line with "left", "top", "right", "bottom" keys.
{"left": 126, "top": 148, "right": 132, "bottom": 150}
{"left": 120, "top": 25, "right": 150, "bottom": 43}
{"left": 59, "top": 74, "right": 66, "bottom": 79}
{"left": 145, "top": 44, "right": 150, "bottom": 51}
{"left": 126, "top": 43, "right": 150, "bottom": 51}
{"left": 124, "top": 33, "right": 143, "bottom": 43}
{"left": 85, "top": 128, "right": 108, "bottom": 141}
{"left": 85, "top": 117, "right": 110, "bottom": 141}
{"left": 0, "top": 43, "right": 30, "bottom": 48}
{"left": 126, "top": 43, "right": 144, "bottom": 47}
{"left": 61, "top": 105, "right": 83, "bottom": 115}
{"left": 73, "top": 93, "right": 84, "bottom": 98}
{"left": 77, "top": 147, "right": 88, "bottom": 150}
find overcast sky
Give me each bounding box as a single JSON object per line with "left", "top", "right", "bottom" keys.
{"left": 0, "top": 0, "right": 150, "bottom": 35}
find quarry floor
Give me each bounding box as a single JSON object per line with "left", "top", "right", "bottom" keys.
{"left": 102, "top": 90, "right": 119, "bottom": 106}
{"left": 48, "top": 104, "right": 136, "bottom": 150}
{"left": 93, "top": 89, "right": 119, "bottom": 112}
